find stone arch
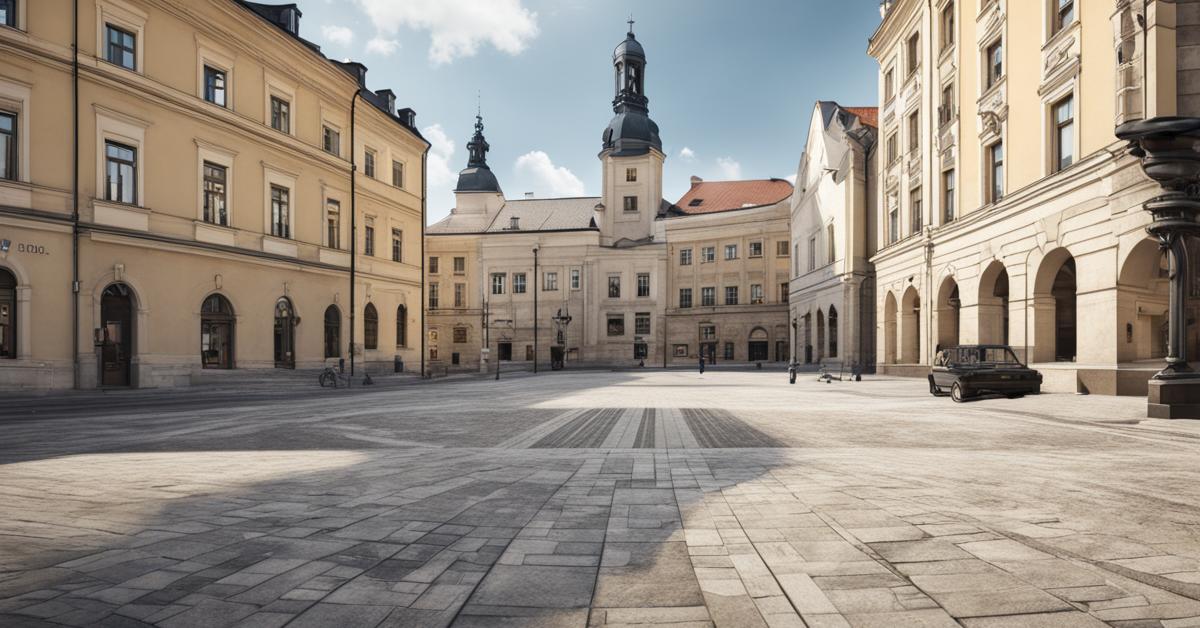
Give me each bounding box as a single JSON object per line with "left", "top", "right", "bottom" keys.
{"left": 200, "top": 293, "right": 235, "bottom": 369}
{"left": 936, "top": 275, "right": 960, "bottom": 351}
{"left": 1117, "top": 237, "right": 1169, "bottom": 362}
{"left": 978, "top": 260, "right": 1010, "bottom": 346}
{"left": 1032, "top": 247, "right": 1077, "bottom": 363}
{"left": 883, "top": 291, "right": 898, "bottom": 364}
{"left": 901, "top": 285, "right": 921, "bottom": 364}
{"left": 0, "top": 262, "right": 30, "bottom": 361}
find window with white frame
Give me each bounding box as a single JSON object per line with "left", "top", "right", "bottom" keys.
{"left": 679, "top": 288, "right": 692, "bottom": 308}
{"left": 270, "top": 96, "right": 290, "bottom": 133}
{"left": 364, "top": 149, "right": 376, "bottom": 178}
{"left": 701, "top": 287, "right": 715, "bottom": 307}
{"left": 637, "top": 273, "right": 650, "bottom": 297}
{"left": 724, "top": 244, "right": 737, "bottom": 260}
{"left": 749, "top": 241, "right": 763, "bottom": 258}
{"left": 0, "top": 0, "right": 15, "bottom": 28}
{"left": 910, "top": 187, "right": 923, "bottom": 235}
{"left": 985, "top": 40, "right": 1003, "bottom": 89}
{"left": 570, "top": 268, "right": 580, "bottom": 290}
{"left": 203, "top": 66, "right": 227, "bottom": 107}
{"left": 987, "top": 141, "right": 1004, "bottom": 203}
{"left": 0, "top": 111, "right": 15, "bottom": 181}
{"left": 513, "top": 272, "right": 527, "bottom": 294}
{"left": 202, "top": 162, "right": 227, "bottom": 225}
{"left": 323, "top": 126, "right": 340, "bottom": 156}
{"left": 777, "top": 241, "right": 789, "bottom": 257}
{"left": 544, "top": 272, "right": 558, "bottom": 291}
{"left": 679, "top": 248, "right": 692, "bottom": 265}
{"left": 750, "top": 284, "right": 764, "bottom": 305}
{"left": 491, "top": 273, "right": 505, "bottom": 295}
{"left": 1051, "top": 0, "right": 1075, "bottom": 37}
{"left": 827, "top": 224, "right": 835, "bottom": 264}
{"left": 724, "top": 286, "right": 738, "bottom": 306}
{"left": 608, "top": 275, "right": 621, "bottom": 298}
{"left": 269, "top": 185, "right": 289, "bottom": 238}
{"left": 1052, "top": 94, "right": 1074, "bottom": 173}
{"left": 701, "top": 246, "right": 715, "bottom": 263}
{"left": 326, "top": 199, "right": 340, "bottom": 249}
{"left": 105, "top": 141, "right": 137, "bottom": 204}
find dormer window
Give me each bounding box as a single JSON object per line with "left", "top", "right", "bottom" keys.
{"left": 509, "top": 216, "right": 520, "bottom": 230}
{"left": 688, "top": 198, "right": 703, "bottom": 207}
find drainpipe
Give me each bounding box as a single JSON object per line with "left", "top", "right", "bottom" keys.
{"left": 349, "top": 91, "right": 359, "bottom": 376}
{"left": 420, "top": 151, "right": 427, "bottom": 378}
{"left": 532, "top": 245, "right": 538, "bottom": 373}
{"left": 71, "top": 0, "right": 80, "bottom": 389}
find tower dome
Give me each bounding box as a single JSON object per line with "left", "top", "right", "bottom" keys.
{"left": 601, "top": 21, "right": 662, "bottom": 157}
{"left": 454, "top": 113, "right": 502, "bottom": 193}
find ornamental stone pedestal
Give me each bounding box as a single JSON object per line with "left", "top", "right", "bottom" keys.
{"left": 1116, "top": 117, "right": 1200, "bottom": 419}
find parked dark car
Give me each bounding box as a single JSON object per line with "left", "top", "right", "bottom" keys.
{"left": 929, "top": 345, "right": 1042, "bottom": 402}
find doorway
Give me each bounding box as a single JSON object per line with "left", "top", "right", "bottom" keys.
{"left": 748, "top": 327, "right": 769, "bottom": 361}
{"left": 274, "top": 297, "right": 296, "bottom": 369}
{"left": 100, "top": 283, "right": 134, "bottom": 386}
{"left": 201, "top": 294, "right": 234, "bottom": 369}
{"left": 498, "top": 341, "right": 513, "bottom": 361}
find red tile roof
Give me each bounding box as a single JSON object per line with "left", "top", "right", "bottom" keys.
{"left": 673, "top": 178, "right": 793, "bottom": 215}
{"left": 844, "top": 106, "right": 878, "bottom": 128}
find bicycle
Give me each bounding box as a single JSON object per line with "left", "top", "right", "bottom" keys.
{"left": 318, "top": 366, "right": 351, "bottom": 388}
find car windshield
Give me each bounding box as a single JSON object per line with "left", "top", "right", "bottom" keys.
{"left": 979, "top": 347, "right": 1021, "bottom": 365}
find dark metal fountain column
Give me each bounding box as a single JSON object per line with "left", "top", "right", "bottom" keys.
{"left": 1116, "top": 117, "right": 1200, "bottom": 419}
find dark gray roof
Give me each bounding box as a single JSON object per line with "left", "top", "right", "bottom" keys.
{"left": 614, "top": 32, "right": 645, "bottom": 59}
{"left": 487, "top": 197, "right": 600, "bottom": 232}
{"left": 454, "top": 166, "right": 502, "bottom": 193}
{"left": 602, "top": 112, "right": 662, "bottom": 156}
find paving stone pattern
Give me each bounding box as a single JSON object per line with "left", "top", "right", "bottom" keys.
{"left": 2, "top": 371, "right": 1200, "bottom": 627}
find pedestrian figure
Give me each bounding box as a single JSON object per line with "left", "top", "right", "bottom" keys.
{"left": 699, "top": 355, "right": 705, "bottom": 374}
{"left": 788, "top": 361, "right": 797, "bottom": 384}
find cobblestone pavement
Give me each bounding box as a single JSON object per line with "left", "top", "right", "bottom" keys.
{"left": 3, "top": 371, "right": 1200, "bottom": 627}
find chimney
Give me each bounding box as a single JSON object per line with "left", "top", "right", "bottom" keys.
{"left": 377, "top": 89, "right": 397, "bottom": 114}
{"left": 690, "top": 175, "right": 703, "bottom": 186}
{"left": 524, "top": 192, "right": 535, "bottom": 199}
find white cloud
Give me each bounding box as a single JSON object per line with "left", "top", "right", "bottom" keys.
{"left": 514, "top": 151, "right": 585, "bottom": 197}
{"left": 356, "top": 0, "right": 539, "bottom": 65}
{"left": 716, "top": 157, "right": 742, "bottom": 180}
{"left": 366, "top": 36, "right": 401, "bottom": 56}
{"left": 320, "top": 25, "right": 355, "bottom": 47}
{"left": 678, "top": 146, "right": 696, "bottom": 161}
{"left": 423, "top": 123, "right": 457, "bottom": 187}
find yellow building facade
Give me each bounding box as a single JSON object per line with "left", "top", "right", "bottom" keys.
{"left": 869, "top": 0, "right": 1198, "bottom": 394}
{"left": 0, "top": 0, "right": 427, "bottom": 390}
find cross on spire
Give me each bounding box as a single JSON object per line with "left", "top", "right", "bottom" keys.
{"left": 627, "top": 14, "right": 635, "bottom": 34}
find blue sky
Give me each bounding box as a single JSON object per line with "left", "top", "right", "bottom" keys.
{"left": 292, "top": 0, "right": 882, "bottom": 223}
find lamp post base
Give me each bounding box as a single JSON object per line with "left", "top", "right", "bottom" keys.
{"left": 1148, "top": 377, "right": 1200, "bottom": 419}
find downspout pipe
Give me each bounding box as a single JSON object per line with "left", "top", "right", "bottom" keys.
{"left": 71, "top": 0, "right": 80, "bottom": 389}
{"left": 350, "top": 90, "right": 359, "bottom": 376}
{"left": 532, "top": 245, "right": 538, "bottom": 373}
{"left": 420, "top": 150, "right": 427, "bottom": 378}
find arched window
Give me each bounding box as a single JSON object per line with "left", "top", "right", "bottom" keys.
{"left": 200, "top": 294, "right": 234, "bottom": 369}
{"left": 0, "top": 268, "right": 16, "bottom": 359}
{"left": 364, "top": 303, "right": 378, "bottom": 350}
{"left": 396, "top": 304, "right": 408, "bottom": 347}
{"left": 828, "top": 306, "right": 838, "bottom": 358}
{"left": 324, "top": 305, "right": 341, "bottom": 359}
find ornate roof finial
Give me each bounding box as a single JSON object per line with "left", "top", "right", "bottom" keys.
{"left": 627, "top": 14, "right": 635, "bottom": 35}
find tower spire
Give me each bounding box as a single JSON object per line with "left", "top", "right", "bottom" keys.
{"left": 627, "top": 14, "right": 634, "bottom": 34}
{"left": 466, "top": 105, "right": 489, "bottom": 169}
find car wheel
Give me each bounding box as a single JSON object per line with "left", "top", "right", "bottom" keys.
{"left": 951, "top": 382, "right": 967, "bottom": 403}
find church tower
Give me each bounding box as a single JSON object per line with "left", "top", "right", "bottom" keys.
{"left": 453, "top": 112, "right": 504, "bottom": 214}
{"left": 598, "top": 21, "right": 664, "bottom": 246}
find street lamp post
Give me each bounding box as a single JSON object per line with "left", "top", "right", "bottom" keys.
{"left": 533, "top": 246, "right": 539, "bottom": 374}
{"left": 1116, "top": 117, "right": 1200, "bottom": 419}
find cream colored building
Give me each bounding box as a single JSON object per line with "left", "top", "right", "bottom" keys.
{"left": 0, "top": 0, "right": 427, "bottom": 390}
{"left": 426, "top": 28, "right": 793, "bottom": 372}
{"left": 789, "top": 102, "right": 878, "bottom": 369}
{"left": 868, "top": 0, "right": 1198, "bottom": 395}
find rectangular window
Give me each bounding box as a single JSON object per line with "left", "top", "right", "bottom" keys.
{"left": 270, "top": 96, "right": 290, "bottom": 133}
{"left": 326, "top": 200, "right": 340, "bottom": 249}
{"left": 428, "top": 283, "right": 439, "bottom": 309}
{"left": 105, "top": 141, "right": 137, "bottom": 204}
{"left": 392, "top": 228, "right": 402, "bottom": 262}
{"left": 908, "top": 111, "right": 920, "bottom": 152}
{"left": 701, "top": 287, "right": 715, "bottom": 307}
{"left": 571, "top": 268, "right": 581, "bottom": 290}
{"left": 608, "top": 275, "right": 621, "bottom": 298}
{"left": 906, "top": 32, "right": 920, "bottom": 76}
{"left": 701, "top": 246, "right": 716, "bottom": 263}
{"left": 780, "top": 282, "right": 789, "bottom": 303}
{"left": 725, "top": 286, "right": 738, "bottom": 306}
{"left": 453, "top": 256, "right": 465, "bottom": 273}
{"left": 454, "top": 327, "right": 467, "bottom": 343}
{"left": 777, "top": 241, "right": 789, "bottom": 257}
{"left": 0, "top": 112, "right": 13, "bottom": 181}
{"left": 701, "top": 325, "right": 716, "bottom": 341}
{"left": 607, "top": 314, "right": 625, "bottom": 336}
{"left": 884, "top": 68, "right": 895, "bottom": 102}
{"left": 635, "top": 312, "right": 651, "bottom": 335}
{"left": 544, "top": 272, "right": 558, "bottom": 291}
{"left": 749, "top": 241, "right": 763, "bottom": 258}
{"left": 513, "top": 273, "right": 527, "bottom": 294}
{"left": 364, "top": 224, "right": 375, "bottom": 255}
{"left": 940, "top": 2, "right": 955, "bottom": 51}
{"left": 637, "top": 273, "right": 650, "bottom": 297}
{"left": 269, "top": 184, "right": 289, "bottom": 238}
{"left": 986, "top": 40, "right": 1003, "bottom": 89}
{"left": 939, "top": 83, "right": 954, "bottom": 127}
{"left": 1053, "top": 95, "right": 1074, "bottom": 172}
{"left": 750, "top": 284, "right": 764, "bottom": 305}
{"left": 887, "top": 133, "right": 898, "bottom": 164}
{"left": 988, "top": 142, "right": 1004, "bottom": 203}
{"left": 203, "top": 66, "right": 227, "bottom": 107}
{"left": 910, "top": 187, "right": 923, "bottom": 235}
{"left": 429, "top": 256, "right": 439, "bottom": 273}
{"left": 827, "top": 224, "right": 836, "bottom": 264}
{"left": 454, "top": 283, "right": 465, "bottom": 308}
{"left": 942, "top": 169, "right": 956, "bottom": 223}
{"left": 679, "top": 248, "right": 692, "bottom": 265}
{"left": 625, "top": 167, "right": 637, "bottom": 182}
{"left": 364, "top": 150, "right": 376, "bottom": 178}
{"left": 808, "top": 236, "right": 816, "bottom": 271}
{"left": 392, "top": 160, "right": 404, "bottom": 187}
{"left": 724, "top": 244, "right": 738, "bottom": 260}
{"left": 889, "top": 204, "right": 900, "bottom": 244}
{"left": 323, "top": 126, "right": 340, "bottom": 156}
{"left": 200, "top": 162, "right": 228, "bottom": 226}
{"left": 679, "top": 288, "right": 692, "bottom": 308}
{"left": 106, "top": 25, "right": 136, "bottom": 70}
{"left": 491, "top": 273, "right": 505, "bottom": 295}
{"left": 1053, "top": 0, "right": 1075, "bottom": 35}
{"left": 0, "top": 0, "right": 14, "bottom": 27}
{"left": 623, "top": 195, "right": 638, "bottom": 212}
{"left": 724, "top": 342, "right": 735, "bottom": 360}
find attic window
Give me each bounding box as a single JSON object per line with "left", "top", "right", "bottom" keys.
{"left": 508, "top": 216, "right": 520, "bottom": 230}
{"left": 688, "top": 198, "right": 704, "bottom": 207}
